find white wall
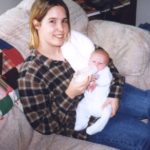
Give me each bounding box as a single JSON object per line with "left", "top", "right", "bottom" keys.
{"left": 136, "top": 0, "right": 150, "bottom": 26}
{"left": 0, "top": 0, "right": 21, "bottom": 14}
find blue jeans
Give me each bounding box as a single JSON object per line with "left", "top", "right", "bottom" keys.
{"left": 87, "top": 83, "right": 150, "bottom": 150}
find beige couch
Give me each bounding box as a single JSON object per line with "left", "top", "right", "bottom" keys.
{"left": 0, "top": 0, "right": 150, "bottom": 150}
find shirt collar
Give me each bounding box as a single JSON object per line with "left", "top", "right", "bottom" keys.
{"left": 31, "top": 49, "right": 66, "bottom": 68}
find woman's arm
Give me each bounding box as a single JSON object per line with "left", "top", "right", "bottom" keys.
{"left": 17, "top": 56, "right": 79, "bottom": 135}
{"left": 18, "top": 75, "right": 76, "bottom": 135}
{"left": 103, "top": 58, "right": 125, "bottom": 117}
{"left": 108, "top": 58, "right": 125, "bottom": 99}
{"left": 18, "top": 59, "right": 90, "bottom": 135}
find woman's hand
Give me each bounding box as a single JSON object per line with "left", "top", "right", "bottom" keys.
{"left": 103, "top": 97, "right": 120, "bottom": 117}
{"left": 66, "top": 75, "right": 91, "bottom": 99}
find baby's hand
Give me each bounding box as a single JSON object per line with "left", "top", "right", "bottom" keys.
{"left": 87, "top": 75, "right": 97, "bottom": 92}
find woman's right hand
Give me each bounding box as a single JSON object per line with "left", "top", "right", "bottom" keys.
{"left": 65, "top": 75, "right": 91, "bottom": 99}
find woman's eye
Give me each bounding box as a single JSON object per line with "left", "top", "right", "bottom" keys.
{"left": 49, "top": 20, "right": 56, "bottom": 24}
{"left": 63, "top": 19, "right": 69, "bottom": 24}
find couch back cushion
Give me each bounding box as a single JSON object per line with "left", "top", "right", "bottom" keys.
{"left": 0, "top": 6, "right": 30, "bottom": 58}
{"left": 64, "top": 0, "right": 88, "bottom": 34}
{"left": 18, "top": 0, "right": 89, "bottom": 34}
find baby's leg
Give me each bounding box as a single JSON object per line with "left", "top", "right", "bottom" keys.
{"left": 86, "top": 105, "right": 112, "bottom": 135}
{"left": 74, "top": 101, "right": 90, "bottom": 131}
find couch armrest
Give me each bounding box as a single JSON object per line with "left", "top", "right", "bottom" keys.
{"left": 87, "top": 20, "right": 150, "bottom": 77}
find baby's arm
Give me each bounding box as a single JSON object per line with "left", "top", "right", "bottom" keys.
{"left": 96, "top": 67, "right": 112, "bottom": 86}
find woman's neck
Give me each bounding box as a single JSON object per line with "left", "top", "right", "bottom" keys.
{"left": 37, "top": 45, "right": 65, "bottom": 61}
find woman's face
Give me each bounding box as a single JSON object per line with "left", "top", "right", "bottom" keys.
{"left": 34, "top": 6, "right": 69, "bottom": 49}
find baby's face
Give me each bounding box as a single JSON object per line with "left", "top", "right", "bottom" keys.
{"left": 89, "top": 52, "right": 107, "bottom": 71}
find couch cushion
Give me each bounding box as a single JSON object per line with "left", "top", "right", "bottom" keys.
{"left": 64, "top": 0, "right": 88, "bottom": 34}
{"left": 0, "top": 106, "right": 33, "bottom": 150}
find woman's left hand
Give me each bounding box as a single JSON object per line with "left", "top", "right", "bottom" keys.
{"left": 103, "top": 97, "right": 120, "bottom": 117}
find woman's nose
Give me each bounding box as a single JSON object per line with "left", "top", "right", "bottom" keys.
{"left": 57, "top": 22, "right": 63, "bottom": 31}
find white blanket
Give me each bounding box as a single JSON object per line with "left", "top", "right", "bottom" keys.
{"left": 61, "top": 30, "right": 95, "bottom": 71}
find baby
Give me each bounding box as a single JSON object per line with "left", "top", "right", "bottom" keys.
{"left": 74, "top": 47, "right": 112, "bottom": 135}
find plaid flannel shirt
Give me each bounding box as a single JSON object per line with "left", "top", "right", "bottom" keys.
{"left": 18, "top": 50, "right": 124, "bottom": 140}
{"left": 108, "top": 58, "right": 125, "bottom": 99}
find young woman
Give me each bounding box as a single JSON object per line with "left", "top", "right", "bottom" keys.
{"left": 18, "top": 0, "right": 150, "bottom": 149}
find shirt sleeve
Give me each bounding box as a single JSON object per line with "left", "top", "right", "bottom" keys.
{"left": 18, "top": 74, "right": 75, "bottom": 135}
{"left": 108, "top": 59, "right": 125, "bottom": 99}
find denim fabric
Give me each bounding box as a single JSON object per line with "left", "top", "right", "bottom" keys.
{"left": 139, "top": 23, "right": 150, "bottom": 32}
{"left": 88, "top": 83, "right": 150, "bottom": 150}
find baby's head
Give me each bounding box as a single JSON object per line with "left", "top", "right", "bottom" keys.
{"left": 89, "top": 47, "right": 109, "bottom": 71}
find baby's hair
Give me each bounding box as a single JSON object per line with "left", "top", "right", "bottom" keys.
{"left": 95, "top": 46, "right": 106, "bottom": 52}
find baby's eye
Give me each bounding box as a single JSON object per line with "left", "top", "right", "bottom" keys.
{"left": 98, "top": 62, "right": 103, "bottom": 64}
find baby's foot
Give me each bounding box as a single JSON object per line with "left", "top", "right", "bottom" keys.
{"left": 86, "top": 125, "right": 101, "bottom": 135}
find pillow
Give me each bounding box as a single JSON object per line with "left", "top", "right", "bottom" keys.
{"left": 0, "top": 39, "right": 24, "bottom": 117}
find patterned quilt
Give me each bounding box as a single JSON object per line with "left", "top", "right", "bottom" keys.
{"left": 0, "top": 39, "right": 24, "bottom": 117}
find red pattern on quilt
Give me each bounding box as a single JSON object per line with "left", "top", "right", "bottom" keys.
{"left": 3, "top": 48, "right": 24, "bottom": 66}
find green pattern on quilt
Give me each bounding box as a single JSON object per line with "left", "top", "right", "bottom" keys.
{"left": 0, "top": 95, "right": 13, "bottom": 116}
